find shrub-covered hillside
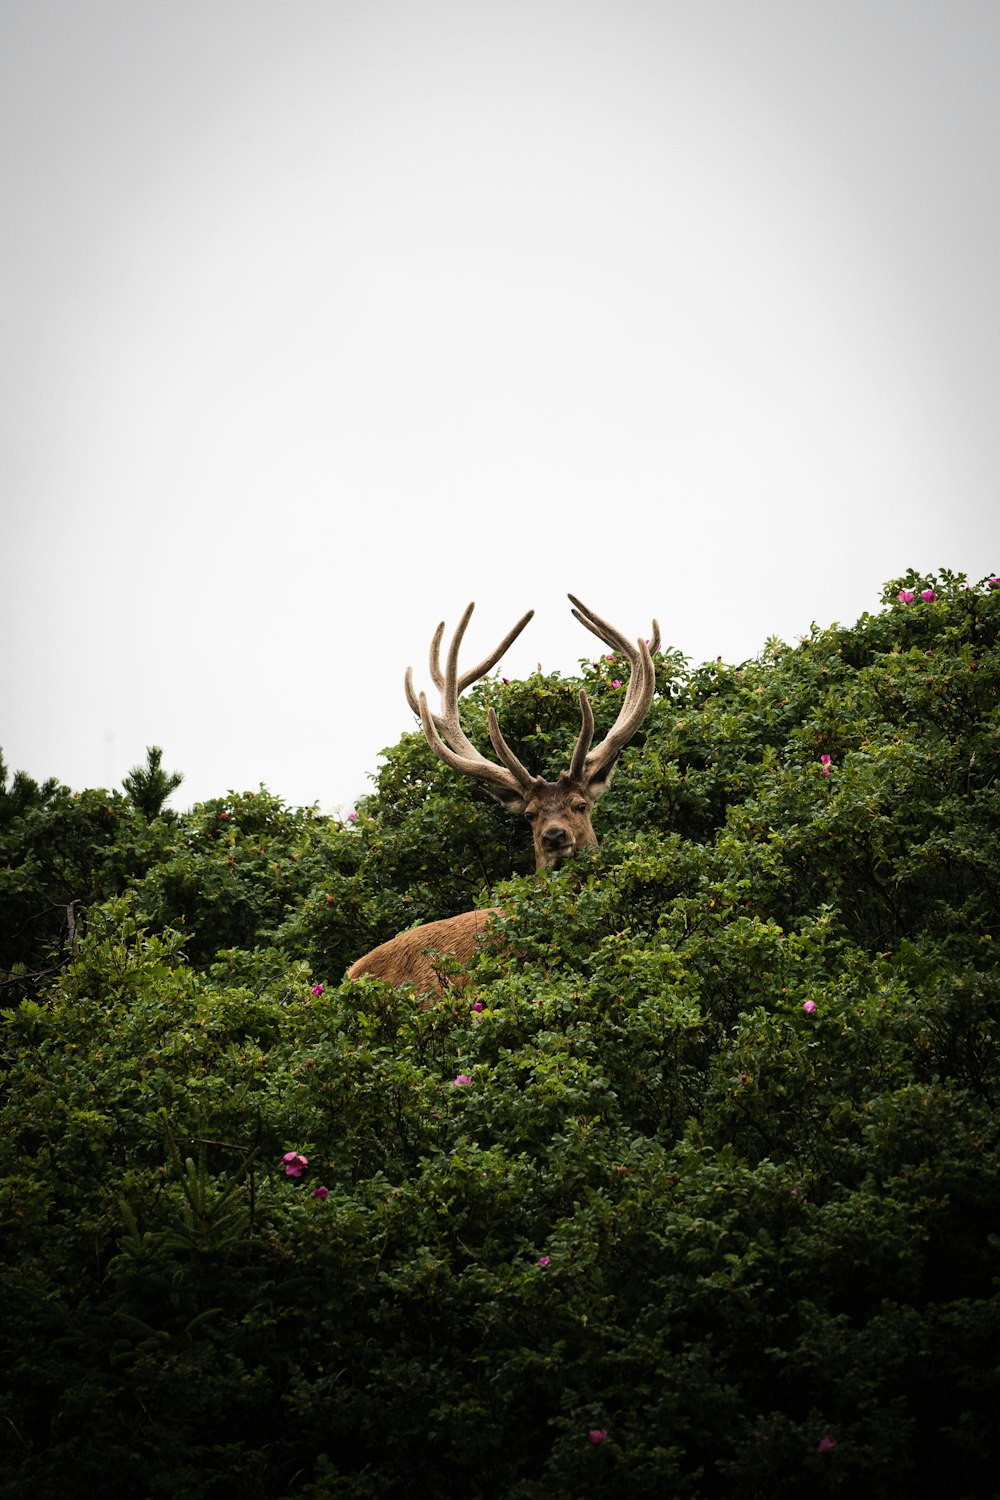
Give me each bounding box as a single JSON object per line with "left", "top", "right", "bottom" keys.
{"left": 1, "top": 568, "right": 999, "bottom": 1498}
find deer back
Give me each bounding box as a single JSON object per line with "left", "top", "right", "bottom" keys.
{"left": 347, "top": 907, "right": 504, "bottom": 1000}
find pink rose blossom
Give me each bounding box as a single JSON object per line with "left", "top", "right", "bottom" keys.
{"left": 347, "top": 810, "right": 359, "bottom": 822}
{"left": 538, "top": 1256, "right": 550, "bottom": 1267}
{"left": 313, "top": 1185, "right": 329, "bottom": 1201}
{"left": 452, "top": 1074, "right": 472, "bottom": 1087}
{"left": 820, "top": 754, "right": 832, "bottom": 776}
{"left": 472, "top": 1000, "right": 484, "bottom": 1012}
{"left": 897, "top": 590, "right": 915, "bottom": 603}
{"left": 310, "top": 983, "right": 324, "bottom": 997}
{"left": 282, "top": 1152, "right": 309, "bottom": 1178}
{"left": 817, "top": 1434, "right": 837, "bottom": 1453}
{"left": 803, "top": 1000, "right": 816, "bottom": 1015}
{"left": 611, "top": 678, "right": 622, "bottom": 688}
{"left": 920, "top": 588, "right": 937, "bottom": 602}
{"left": 986, "top": 575, "right": 1000, "bottom": 589}
{"left": 588, "top": 1429, "right": 608, "bottom": 1445}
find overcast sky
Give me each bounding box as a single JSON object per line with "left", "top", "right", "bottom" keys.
{"left": 3, "top": 0, "right": 998, "bottom": 811}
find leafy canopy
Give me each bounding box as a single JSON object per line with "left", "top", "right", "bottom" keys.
{"left": 1, "top": 568, "right": 998, "bottom": 1498}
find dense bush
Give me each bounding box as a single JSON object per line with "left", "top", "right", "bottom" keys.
{"left": 1, "top": 569, "right": 998, "bottom": 1497}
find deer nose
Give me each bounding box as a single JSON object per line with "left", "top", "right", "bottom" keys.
{"left": 541, "top": 826, "right": 570, "bottom": 850}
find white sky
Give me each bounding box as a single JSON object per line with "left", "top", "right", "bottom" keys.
{"left": 2, "top": 0, "right": 998, "bottom": 810}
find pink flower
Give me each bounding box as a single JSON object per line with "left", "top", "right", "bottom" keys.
{"left": 817, "top": 1434, "right": 837, "bottom": 1453}
{"left": 611, "top": 679, "right": 622, "bottom": 689}
{"left": 820, "top": 754, "right": 832, "bottom": 776}
{"left": 588, "top": 1429, "right": 608, "bottom": 1445}
{"left": 802, "top": 1000, "right": 816, "bottom": 1015}
{"left": 347, "top": 810, "right": 359, "bottom": 822}
{"left": 310, "top": 983, "right": 324, "bottom": 997}
{"left": 313, "top": 1185, "right": 329, "bottom": 1201}
{"left": 897, "top": 590, "right": 915, "bottom": 603}
{"left": 472, "top": 1001, "right": 484, "bottom": 1012}
{"left": 920, "top": 588, "right": 937, "bottom": 602}
{"left": 988, "top": 576, "right": 1000, "bottom": 590}
{"left": 538, "top": 1256, "right": 550, "bottom": 1267}
{"left": 452, "top": 1074, "right": 472, "bottom": 1087}
{"left": 282, "top": 1151, "right": 309, "bottom": 1178}
{"left": 502, "top": 677, "right": 510, "bottom": 684}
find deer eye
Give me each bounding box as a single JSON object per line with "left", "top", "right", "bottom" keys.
{"left": 524, "top": 810, "right": 537, "bottom": 821}
{"left": 574, "top": 801, "right": 587, "bottom": 813}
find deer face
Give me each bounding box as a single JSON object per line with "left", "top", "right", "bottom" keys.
{"left": 519, "top": 774, "right": 598, "bottom": 870}
{"left": 407, "top": 596, "right": 659, "bottom": 875}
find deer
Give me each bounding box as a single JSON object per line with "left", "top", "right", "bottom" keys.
{"left": 346, "top": 594, "right": 660, "bottom": 996}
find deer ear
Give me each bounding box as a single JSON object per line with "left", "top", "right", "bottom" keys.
{"left": 585, "top": 760, "right": 619, "bottom": 802}
{"left": 484, "top": 784, "right": 529, "bottom": 814}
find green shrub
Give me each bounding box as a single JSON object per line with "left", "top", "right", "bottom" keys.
{"left": 1, "top": 571, "right": 998, "bottom": 1497}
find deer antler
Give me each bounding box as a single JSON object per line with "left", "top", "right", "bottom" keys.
{"left": 405, "top": 603, "right": 537, "bottom": 801}
{"left": 406, "top": 597, "right": 660, "bottom": 806}
{"left": 349, "top": 597, "right": 660, "bottom": 988}
{"left": 566, "top": 594, "right": 660, "bottom": 787}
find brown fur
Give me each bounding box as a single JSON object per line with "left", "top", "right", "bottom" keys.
{"left": 347, "top": 907, "right": 503, "bottom": 998}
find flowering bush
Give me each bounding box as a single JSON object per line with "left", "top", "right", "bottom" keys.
{"left": 0, "top": 570, "right": 998, "bottom": 1498}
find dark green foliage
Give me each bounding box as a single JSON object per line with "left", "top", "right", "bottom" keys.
{"left": 122, "top": 744, "right": 184, "bottom": 820}
{"left": 130, "top": 789, "right": 337, "bottom": 966}
{"left": 1, "top": 570, "right": 999, "bottom": 1497}
{"left": 0, "top": 767, "right": 170, "bottom": 1007}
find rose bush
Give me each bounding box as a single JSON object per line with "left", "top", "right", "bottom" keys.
{"left": 0, "top": 570, "right": 997, "bottom": 1497}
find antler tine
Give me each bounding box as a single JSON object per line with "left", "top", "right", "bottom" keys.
{"left": 404, "top": 613, "right": 450, "bottom": 722}
{"left": 440, "top": 604, "right": 534, "bottom": 761}
{"left": 404, "top": 604, "right": 533, "bottom": 731}
{"left": 565, "top": 595, "right": 659, "bottom": 786}
{"left": 404, "top": 658, "right": 449, "bottom": 742}
{"left": 568, "top": 592, "right": 661, "bottom": 661}
{"left": 567, "top": 689, "right": 596, "bottom": 782}
{"left": 567, "top": 593, "right": 633, "bottom": 656}
{"left": 456, "top": 607, "right": 535, "bottom": 693}
{"left": 427, "top": 618, "right": 450, "bottom": 692}
{"left": 567, "top": 592, "right": 661, "bottom": 725}
{"left": 487, "top": 707, "right": 536, "bottom": 788}
{"left": 407, "top": 604, "right": 535, "bottom": 699}
{"left": 417, "top": 691, "right": 530, "bottom": 796}
{"left": 408, "top": 604, "right": 537, "bottom": 796}
{"left": 404, "top": 665, "right": 425, "bottom": 720}
{"left": 584, "top": 636, "right": 656, "bottom": 781}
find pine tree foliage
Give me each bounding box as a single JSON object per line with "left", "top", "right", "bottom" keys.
{"left": 122, "top": 744, "right": 184, "bottom": 820}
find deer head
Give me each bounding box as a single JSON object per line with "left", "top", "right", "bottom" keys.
{"left": 405, "top": 595, "right": 660, "bottom": 871}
